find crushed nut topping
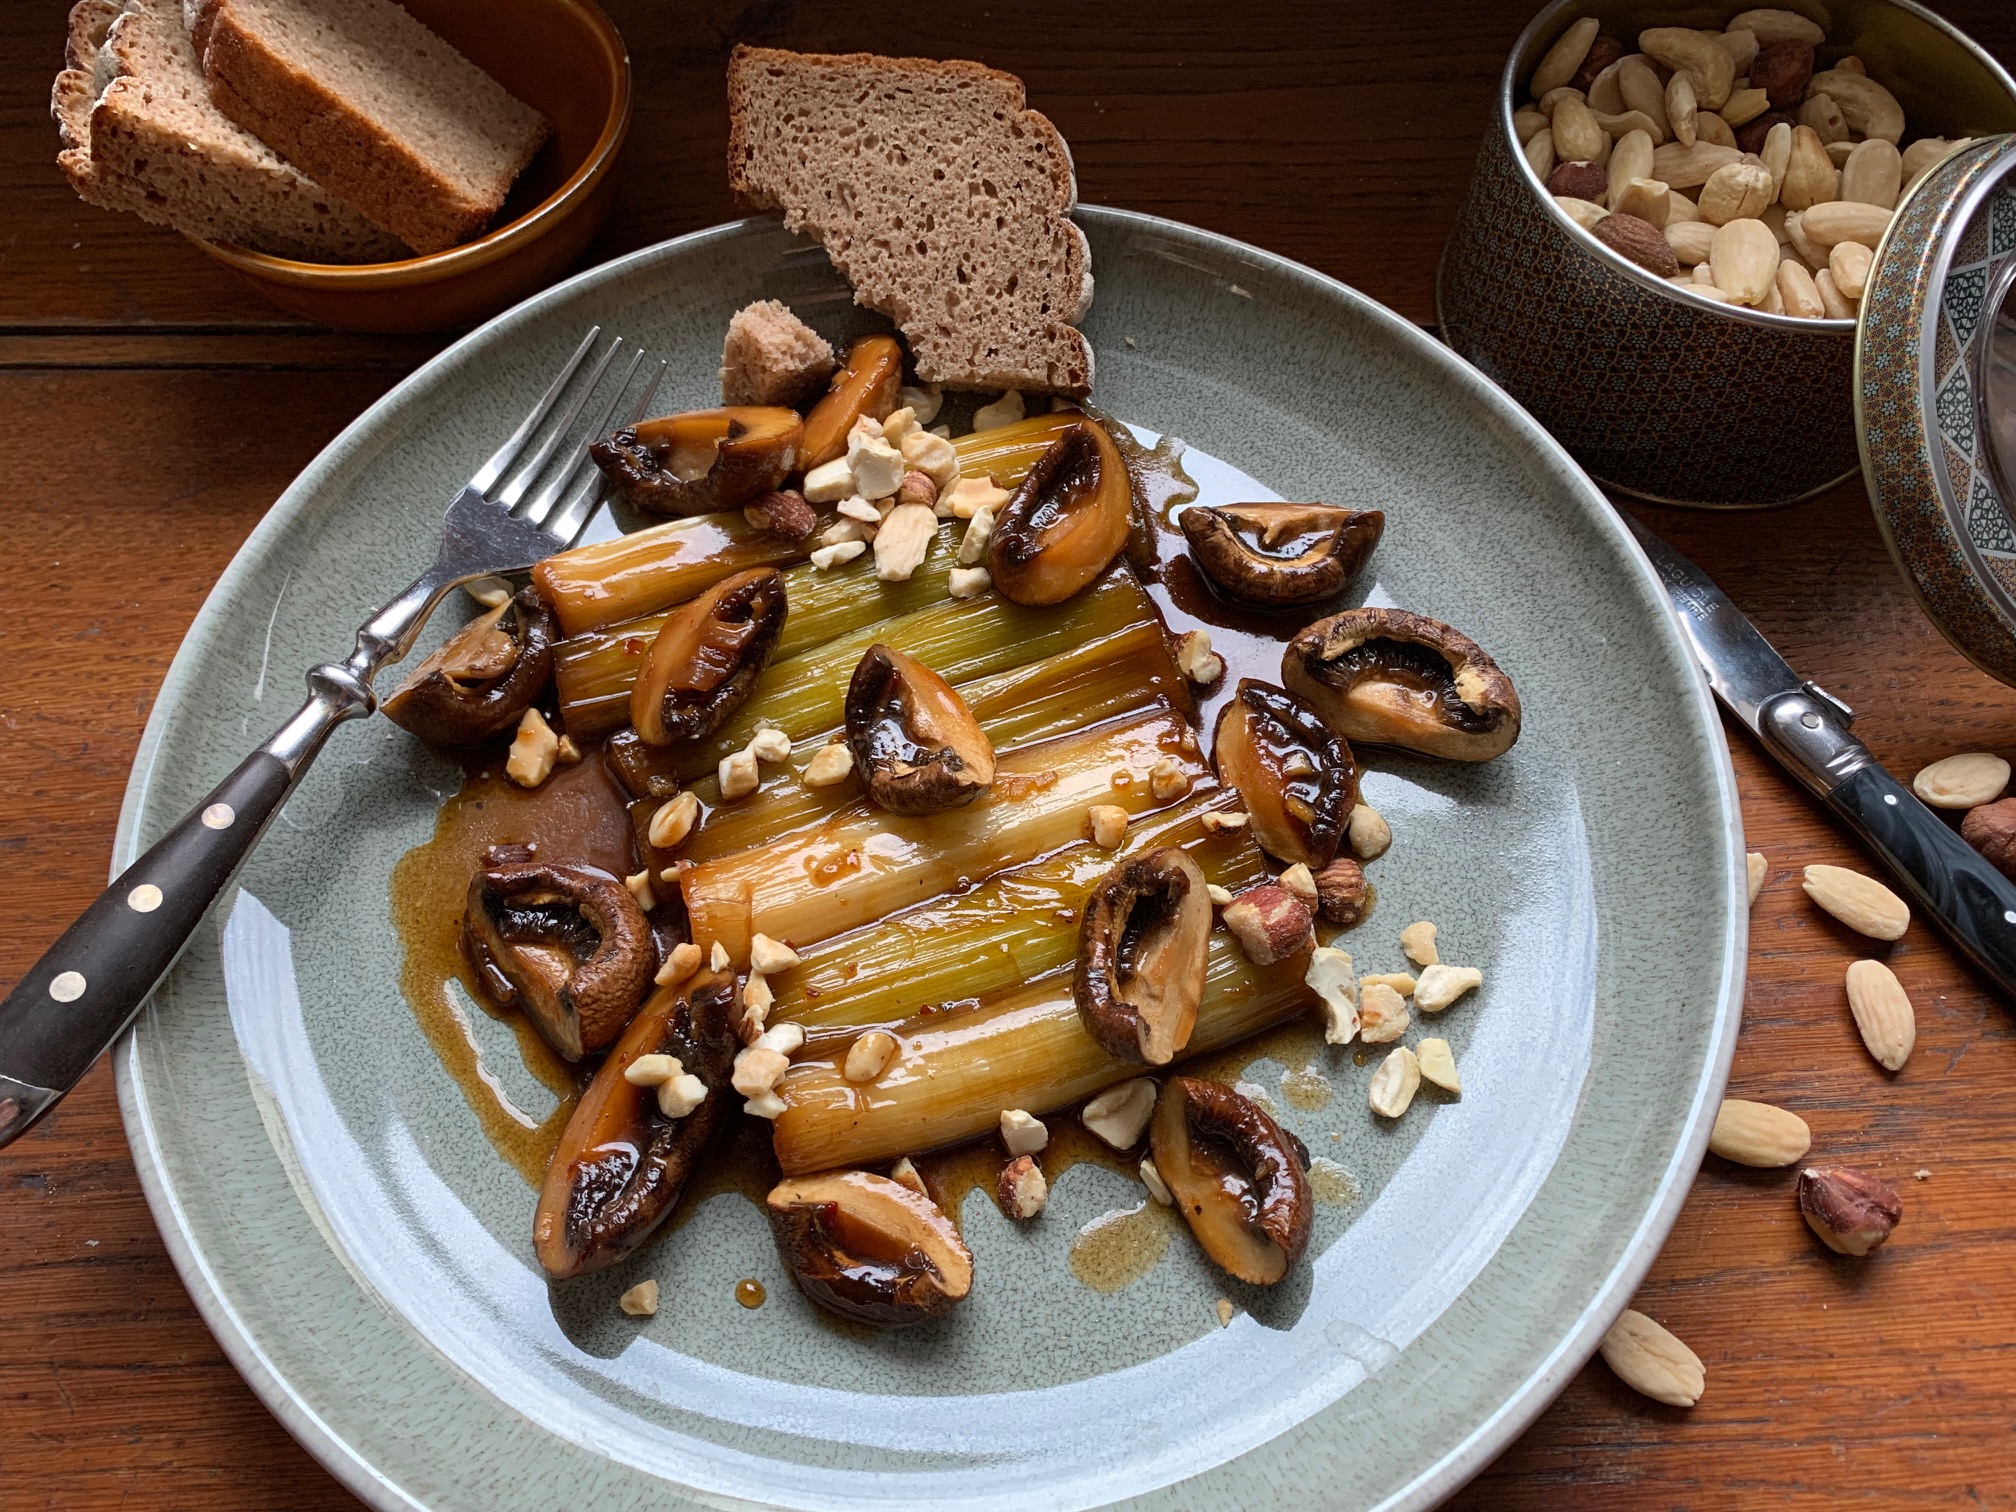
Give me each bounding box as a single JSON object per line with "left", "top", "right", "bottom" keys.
{"left": 1086, "top": 803, "right": 1129, "bottom": 849}
{"left": 801, "top": 742, "right": 856, "bottom": 788}
{"left": 1414, "top": 963, "right": 1481, "bottom": 1013}
{"left": 1400, "top": 920, "right": 1439, "bottom": 967}
{"left": 1149, "top": 756, "right": 1191, "bottom": 801}
{"left": 1357, "top": 982, "right": 1410, "bottom": 1043}
{"left": 749, "top": 933, "right": 801, "bottom": 974}
{"left": 648, "top": 791, "right": 700, "bottom": 851}
{"left": 999, "top": 1108, "right": 1049, "bottom": 1155}
{"left": 654, "top": 941, "right": 703, "bottom": 987}
{"left": 618, "top": 1279, "right": 659, "bottom": 1316}
{"left": 1307, "top": 946, "right": 1358, "bottom": 1043}
{"left": 1175, "top": 629, "right": 1225, "bottom": 684}
{"left": 505, "top": 707, "right": 560, "bottom": 788}
{"left": 844, "top": 1029, "right": 899, "bottom": 1083}
{"left": 719, "top": 748, "right": 761, "bottom": 801}
{"left": 809, "top": 539, "right": 868, "bottom": 570}
{"left": 1200, "top": 810, "right": 1249, "bottom": 834}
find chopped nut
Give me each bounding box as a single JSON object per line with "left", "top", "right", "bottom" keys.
{"left": 1200, "top": 810, "right": 1250, "bottom": 835}
{"left": 1149, "top": 756, "right": 1191, "bottom": 801}
{"left": 899, "top": 428, "right": 961, "bottom": 493}
{"left": 1747, "top": 851, "right": 1768, "bottom": 903}
{"left": 742, "top": 488, "right": 817, "bottom": 542}
{"left": 1086, "top": 803, "right": 1129, "bottom": 849}
{"left": 656, "top": 1072, "right": 709, "bottom": 1119}
{"left": 801, "top": 742, "right": 856, "bottom": 788}
{"left": 973, "top": 389, "right": 1026, "bottom": 431}
{"left": 844, "top": 1029, "right": 899, "bottom": 1083}
{"left": 1175, "top": 629, "right": 1225, "bottom": 684}
{"left": 623, "top": 1053, "right": 682, "bottom": 1087}
{"left": 732, "top": 1047, "right": 789, "bottom": 1099}
{"left": 648, "top": 791, "right": 701, "bottom": 851}
{"left": 1215, "top": 1297, "right": 1235, "bottom": 1328}
{"left": 555, "top": 735, "right": 583, "bottom": 764}
{"left": 1313, "top": 857, "right": 1370, "bottom": 927}
{"left": 1358, "top": 982, "right": 1410, "bottom": 1043}
{"left": 618, "top": 1279, "right": 659, "bottom": 1316}
{"left": 623, "top": 869, "right": 657, "bottom": 913}
{"left": 1414, "top": 963, "right": 1482, "bottom": 1012}
{"left": 948, "top": 566, "right": 992, "bottom": 598}
{"left": 809, "top": 539, "right": 868, "bottom": 570}
{"left": 888, "top": 1155, "right": 928, "bottom": 1196}
{"left": 1416, "top": 1037, "right": 1461, "bottom": 1094}
{"left": 942, "top": 475, "right": 1012, "bottom": 519}
{"left": 1307, "top": 946, "right": 1359, "bottom": 1043}
{"left": 880, "top": 406, "right": 918, "bottom": 446}
{"left": 999, "top": 1108, "right": 1049, "bottom": 1155}
{"left": 719, "top": 748, "right": 760, "bottom": 801}
{"left": 899, "top": 383, "right": 942, "bottom": 425}
{"left": 748, "top": 727, "right": 792, "bottom": 763}
{"left": 505, "top": 707, "right": 560, "bottom": 788}
{"left": 895, "top": 470, "right": 938, "bottom": 514}
{"left": 742, "top": 970, "right": 775, "bottom": 1026}
{"left": 1400, "top": 921, "right": 1439, "bottom": 966}
{"left": 1205, "top": 883, "right": 1233, "bottom": 906}
{"left": 709, "top": 941, "right": 731, "bottom": 972}
{"left": 873, "top": 502, "right": 939, "bottom": 581}
{"left": 818, "top": 517, "right": 871, "bottom": 547}
{"left": 998, "top": 1154, "right": 1047, "bottom": 1218}
{"left": 464, "top": 575, "right": 512, "bottom": 608}
{"left": 1081, "top": 1078, "right": 1157, "bottom": 1149}
{"left": 846, "top": 429, "right": 906, "bottom": 500}
{"left": 654, "top": 941, "right": 704, "bottom": 987}
{"left": 743, "top": 1089, "right": 787, "bottom": 1120}
{"left": 749, "top": 933, "right": 801, "bottom": 974}
{"left": 956, "top": 505, "right": 996, "bottom": 564}
{"left": 1359, "top": 971, "right": 1416, "bottom": 996}
{"left": 1798, "top": 1165, "right": 1902, "bottom": 1255}
{"left": 1139, "top": 1156, "right": 1174, "bottom": 1205}
{"left": 1222, "top": 885, "right": 1314, "bottom": 965}
{"left": 1368, "top": 1045, "right": 1422, "bottom": 1117}
{"left": 1279, "top": 862, "right": 1318, "bottom": 903}
{"left": 801, "top": 455, "right": 855, "bottom": 503}
{"left": 837, "top": 494, "right": 883, "bottom": 524}
{"left": 1347, "top": 802, "right": 1392, "bottom": 860}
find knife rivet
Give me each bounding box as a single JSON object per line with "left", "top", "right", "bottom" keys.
{"left": 1884, "top": 793, "right": 1898, "bottom": 806}
{"left": 1800, "top": 712, "right": 1820, "bottom": 729}
{"left": 49, "top": 971, "right": 86, "bottom": 1003}
{"left": 2005, "top": 911, "right": 2015, "bottom": 925}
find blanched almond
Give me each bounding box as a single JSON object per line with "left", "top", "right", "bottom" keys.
{"left": 1911, "top": 752, "right": 2010, "bottom": 809}
{"left": 1600, "top": 1309, "right": 1704, "bottom": 1407}
{"left": 1803, "top": 864, "right": 1909, "bottom": 940}
{"left": 1708, "top": 1098, "right": 1811, "bottom": 1166}
{"left": 1845, "top": 959, "right": 1915, "bottom": 1071}
{"left": 1709, "top": 218, "right": 1778, "bottom": 305}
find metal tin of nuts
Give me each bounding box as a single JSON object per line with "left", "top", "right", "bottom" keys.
{"left": 1438, "top": 0, "right": 2016, "bottom": 508}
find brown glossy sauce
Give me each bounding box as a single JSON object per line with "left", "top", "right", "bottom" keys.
{"left": 735, "top": 1278, "right": 767, "bottom": 1308}
{"left": 1069, "top": 1200, "right": 1179, "bottom": 1294}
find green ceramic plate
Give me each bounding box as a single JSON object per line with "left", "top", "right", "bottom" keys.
{"left": 114, "top": 208, "right": 1743, "bottom": 1510}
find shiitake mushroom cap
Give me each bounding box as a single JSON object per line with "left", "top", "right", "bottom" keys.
{"left": 590, "top": 406, "right": 802, "bottom": 516}
{"left": 1074, "top": 847, "right": 1212, "bottom": 1065}
{"left": 1283, "top": 607, "right": 1521, "bottom": 762}
{"left": 1151, "top": 1076, "right": 1313, "bottom": 1286}
{"left": 844, "top": 644, "right": 996, "bottom": 815}
{"left": 461, "top": 861, "right": 656, "bottom": 1061}
{"left": 766, "top": 1169, "right": 974, "bottom": 1328}
{"left": 382, "top": 586, "right": 557, "bottom": 746}
{"left": 1179, "top": 503, "right": 1384, "bottom": 608}
{"left": 533, "top": 969, "right": 740, "bottom": 1279}
{"left": 1211, "top": 679, "right": 1357, "bottom": 869}
{"left": 631, "top": 568, "right": 787, "bottom": 747}
{"left": 988, "top": 420, "right": 1134, "bottom": 606}
{"left": 799, "top": 334, "right": 905, "bottom": 469}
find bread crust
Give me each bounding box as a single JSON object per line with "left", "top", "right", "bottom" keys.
{"left": 726, "top": 45, "right": 1093, "bottom": 396}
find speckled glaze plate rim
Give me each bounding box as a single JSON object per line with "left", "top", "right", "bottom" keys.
{"left": 110, "top": 206, "right": 1746, "bottom": 1512}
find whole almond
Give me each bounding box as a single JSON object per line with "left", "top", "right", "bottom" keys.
{"left": 1775, "top": 258, "right": 1825, "bottom": 318}
{"left": 1845, "top": 958, "right": 1915, "bottom": 1071}
{"left": 1524, "top": 126, "right": 1558, "bottom": 179}
{"left": 1693, "top": 109, "right": 1737, "bottom": 148}
{"left": 1840, "top": 138, "right": 1902, "bottom": 209}
{"left": 1719, "top": 87, "right": 1771, "bottom": 128}
{"left": 1912, "top": 751, "right": 2010, "bottom": 809}
{"left": 1652, "top": 140, "right": 1741, "bottom": 188}
{"left": 1803, "top": 200, "right": 1893, "bottom": 250}
{"left": 1709, "top": 218, "right": 1778, "bottom": 304}
{"left": 1799, "top": 1165, "right": 1902, "bottom": 1256}
{"left": 1746, "top": 850, "right": 1769, "bottom": 902}
{"left": 1553, "top": 96, "right": 1609, "bottom": 164}
{"left": 1594, "top": 212, "right": 1680, "bottom": 276}
{"left": 1829, "top": 239, "right": 1874, "bottom": 299}
{"left": 1607, "top": 129, "right": 1655, "bottom": 206}
{"left": 1665, "top": 219, "right": 1716, "bottom": 264}
{"left": 1803, "top": 864, "right": 1910, "bottom": 940}
{"left": 1554, "top": 195, "right": 1611, "bottom": 232}
{"left": 1616, "top": 57, "right": 1672, "bottom": 139}
{"left": 1780, "top": 125, "right": 1838, "bottom": 210}
{"left": 1729, "top": 8, "right": 1824, "bottom": 46}
{"left": 1709, "top": 1098, "right": 1812, "bottom": 1166}
{"left": 1715, "top": 27, "right": 1759, "bottom": 75}
{"left": 1665, "top": 71, "right": 1698, "bottom": 147}
{"left": 1532, "top": 16, "right": 1602, "bottom": 98}
{"left": 1599, "top": 1309, "right": 1705, "bottom": 1407}
{"left": 1760, "top": 119, "right": 1794, "bottom": 198}
{"left": 1814, "top": 266, "right": 1856, "bottom": 318}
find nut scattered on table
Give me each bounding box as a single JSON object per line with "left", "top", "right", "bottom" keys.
{"left": 1746, "top": 851, "right": 1768, "bottom": 904}
{"left": 1844, "top": 958, "right": 1915, "bottom": 1072}
{"left": 1599, "top": 1308, "right": 1705, "bottom": 1407}
{"left": 1912, "top": 751, "right": 2009, "bottom": 810}
{"left": 1707, "top": 1097, "right": 1811, "bottom": 1166}
{"left": 1798, "top": 1164, "right": 1902, "bottom": 1255}
{"left": 1802, "top": 863, "right": 1909, "bottom": 940}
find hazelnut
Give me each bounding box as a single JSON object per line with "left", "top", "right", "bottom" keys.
{"left": 742, "top": 488, "right": 818, "bottom": 543}
{"left": 1221, "top": 884, "right": 1314, "bottom": 966}
{"left": 895, "top": 470, "right": 939, "bottom": 513}
{"left": 1313, "top": 856, "right": 1371, "bottom": 926}
{"left": 1798, "top": 1165, "right": 1902, "bottom": 1256}
{"left": 1545, "top": 160, "right": 1609, "bottom": 201}
{"left": 1960, "top": 798, "right": 2016, "bottom": 881}
{"left": 997, "top": 1155, "right": 1048, "bottom": 1219}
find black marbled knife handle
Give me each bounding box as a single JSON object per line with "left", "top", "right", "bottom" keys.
{"left": 1824, "top": 763, "right": 2016, "bottom": 998}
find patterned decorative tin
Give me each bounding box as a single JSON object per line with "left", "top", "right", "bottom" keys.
{"left": 1860, "top": 138, "right": 2016, "bottom": 684}
{"left": 1437, "top": 0, "right": 2016, "bottom": 510}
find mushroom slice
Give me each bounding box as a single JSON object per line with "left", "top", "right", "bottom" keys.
{"left": 590, "top": 406, "right": 802, "bottom": 516}
{"left": 988, "top": 420, "right": 1134, "bottom": 606}
{"left": 766, "top": 1169, "right": 974, "bottom": 1328}
{"left": 1075, "top": 848, "right": 1212, "bottom": 1065}
{"left": 844, "top": 644, "right": 995, "bottom": 815}
{"left": 1211, "top": 680, "right": 1357, "bottom": 868}
{"left": 382, "top": 586, "right": 558, "bottom": 746}
{"left": 533, "top": 968, "right": 739, "bottom": 1278}
{"left": 1283, "top": 607, "right": 1522, "bottom": 762}
{"left": 799, "top": 334, "right": 905, "bottom": 469}
{"left": 1179, "top": 503, "right": 1384, "bottom": 608}
{"left": 630, "top": 568, "right": 787, "bottom": 746}
{"left": 461, "top": 861, "right": 656, "bottom": 1061}
{"left": 1150, "top": 1076, "right": 1313, "bottom": 1285}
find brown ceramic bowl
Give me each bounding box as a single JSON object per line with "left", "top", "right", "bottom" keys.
{"left": 187, "top": 0, "right": 630, "bottom": 334}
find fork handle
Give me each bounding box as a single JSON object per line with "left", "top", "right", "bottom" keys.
{"left": 0, "top": 560, "right": 460, "bottom": 1148}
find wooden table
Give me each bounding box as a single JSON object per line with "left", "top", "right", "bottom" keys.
{"left": 5, "top": 1, "right": 2015, "bottom": 1504}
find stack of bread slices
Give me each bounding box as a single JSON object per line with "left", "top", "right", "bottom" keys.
{"left": 53, "top": 0, "right": 551, "bottom": 263}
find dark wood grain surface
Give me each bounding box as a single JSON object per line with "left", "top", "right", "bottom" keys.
{"left": 4, "top": 1, "right": 2016, "bottom": 1506}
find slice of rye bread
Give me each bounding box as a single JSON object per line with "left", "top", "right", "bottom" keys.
{"left": 188, "top": 0, "right": 552, "bottom": 254}
{"left": 54, "top": 0, "right": 405, "bottom": 261}
{"left": 726, "top": 46, "right": 1094, "bottom": 396}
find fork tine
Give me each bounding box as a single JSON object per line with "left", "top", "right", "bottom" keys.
{"left": 544, "top": 357, "right": 667, "bottom": 545}
{"left": 522, "top": 346, "right": 646, "bottom": 530}
{"left": 470, "top": 325, "right": 601, "bottom": 495}
{"left": 497, "top": 336, "right": 624, "bottom": 511}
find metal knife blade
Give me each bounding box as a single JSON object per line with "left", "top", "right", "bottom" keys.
{"left": 1627, "top": 515, "right": 2016, "bottom": 1001}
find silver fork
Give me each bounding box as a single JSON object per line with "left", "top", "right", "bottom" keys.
{"left": 0, "top": 328, "right": 666, "bottom": 1148}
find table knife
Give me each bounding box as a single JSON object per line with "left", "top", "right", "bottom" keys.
{"left": 1627, "top": 516, "right": 2016, "bottom": 1000}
